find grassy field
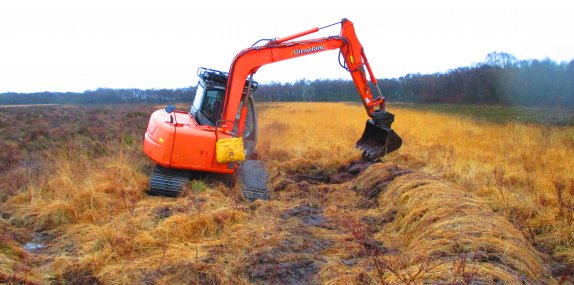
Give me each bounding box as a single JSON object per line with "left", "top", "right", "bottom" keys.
{"left": 0, "top": 103, "right": 573, "bottom": 284}
{"left": 395, "top": 102, "right": 574, "bottom": 125}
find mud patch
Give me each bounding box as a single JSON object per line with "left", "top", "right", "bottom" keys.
{"left": 56, "top": 268, "right": 102, "bottom": 285}
{"left": 141, "top": 260, "right": 220, "bottom": 285}
{"left": 248, "top": 259, "right": 320, "bottom": 285}
{"left": 361, "top": 210, "right": 397, "bottom": 229}
{"left": 297, "top": 171, "right": 331, "bottom": 184}
{"left": 246, "top": 229, "right": 332, "bottom": 284}
{"left": 550, "top": 261, "right": 574, "bottom": 282}
{"left": 274, "top": 178, "right": 295, "bottom": 192}
{"left": 153, "top": 206, "right": 174, "bottom": 219}
{"left": 284, "top": 158, "right": 375, "bottom": 187}
{"left": 351, "top": 163, "right": 413, "bottom": 199}
{"left": 281, "top": 205, "right": 326, "bottom": 227}
{"left": 345, "top": 158, "right": 374, "bottom": 175}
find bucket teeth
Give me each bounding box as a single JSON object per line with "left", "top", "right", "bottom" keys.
{"left": 356, "top": 119, "right": 402, "bottom": 160}
{"left": 356, "top": 145, "right": 382, "bottom": 161}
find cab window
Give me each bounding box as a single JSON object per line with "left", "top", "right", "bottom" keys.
{"left": 199, "top": 88, "right": 225, "bottom": 126}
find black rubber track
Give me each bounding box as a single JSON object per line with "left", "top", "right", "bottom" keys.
{"left": 237, "top": 159, "right": 270, "bottom": 201}
{"left": 148, "top": 165, "right": 190, "bottom": 196}
{"left": 148, "top": 160, "right": 269, "bottom": 201}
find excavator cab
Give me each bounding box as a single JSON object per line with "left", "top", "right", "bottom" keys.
{"left": 190, "top": 82, "right": 225, "bottom": 127}
{"left": 190, "top": 68, "right": 228, "bottom": 127}
{"left": 190, "top": 67, "right": 258, "bottom": 155}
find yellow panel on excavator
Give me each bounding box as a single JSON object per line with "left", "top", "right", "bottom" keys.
{"left": 215, "top": 137, "right": 246, "bottom": 164}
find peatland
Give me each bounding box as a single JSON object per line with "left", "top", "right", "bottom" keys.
{"left": 1, "top": 102, "right": 572, "bottom": 284}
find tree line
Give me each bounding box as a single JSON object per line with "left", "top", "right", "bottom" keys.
{"left": 257, "top": 52, "right": 574, "bottom": 107}
{"left": 1, "top": 52, "right": 572, "bottom": 107}
{"left": 0, "top": 87, "right": 195, "bottom": 105}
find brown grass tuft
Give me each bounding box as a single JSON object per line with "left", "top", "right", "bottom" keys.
{"left": 371, "top": 163, "right": 549, "bottom": 283}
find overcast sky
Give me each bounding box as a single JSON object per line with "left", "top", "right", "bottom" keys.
{"left": 0, "top": 0, "right": 572, "bottom": 93}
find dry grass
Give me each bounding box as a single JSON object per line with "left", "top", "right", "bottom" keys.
{"left": 0, "top": 102, "right": 572, "bottom": 284}
{"left": 365, "top": 164, "right": 547, "bottom": 283}
{"left": 257, "top": 103, "right": 364, "bottom": 167}
{"left": 390, "top": 107, "right": 574, "bottom": 268}
{"left": 260, "top": 102, "right": 574, "bottom": 272}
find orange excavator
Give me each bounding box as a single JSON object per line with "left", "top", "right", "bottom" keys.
{"left": 143, "top": 18, "right": 402, "bottom": 199}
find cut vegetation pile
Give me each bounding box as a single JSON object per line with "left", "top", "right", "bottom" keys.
{"left": 0, "top": 102, "right": 572, "bottom": 284}
{"left": 350, "top": 163, "right": 550, "bottom": 283}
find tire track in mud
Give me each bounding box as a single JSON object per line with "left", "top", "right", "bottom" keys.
{"left": 255, "top": 159, "right": 554, "bottom": 284}
{"left": 243, "top": 159, "right": 377, "bottom": 284}
{"left": 245, "top": 204, "right": 335, "bottom": 284}
{"left": 246, "top": 227, "right": 330, "bottom": 284}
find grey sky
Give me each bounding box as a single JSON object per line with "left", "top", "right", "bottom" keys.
{"left": 0, "top": 0, "right": 572, "bottom": 92}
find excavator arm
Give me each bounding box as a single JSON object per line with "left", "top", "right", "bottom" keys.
{"left": 222, "top": 18, "right": 402, "bottom": 159}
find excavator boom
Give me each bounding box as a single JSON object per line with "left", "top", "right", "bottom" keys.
{"left": 221, "top": 18, "right": 402, "bottom": 158}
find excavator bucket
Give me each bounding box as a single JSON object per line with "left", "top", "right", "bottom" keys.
{"left": 356, "top": 119, "right": 402, "bottom": 160}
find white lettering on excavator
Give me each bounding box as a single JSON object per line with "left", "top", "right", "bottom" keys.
{"left": 292, "top": 45, "right": 325, "bottom": 56}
